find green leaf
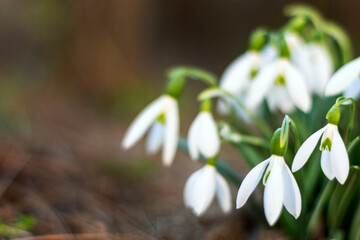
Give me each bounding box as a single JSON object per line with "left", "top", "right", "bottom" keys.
{"left": 327, "top": 166, "right": 360, "bottom": 229}
{"left": 322, "top": 22, "right": 353, "bottom": 65}
{"left": 349, "top": 202, "right": 360, "bottom": 240}
{"left": 306, "top": 180, "right": 336, "bottom": 239}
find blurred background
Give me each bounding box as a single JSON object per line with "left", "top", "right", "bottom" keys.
{"left": 0, "top": 0, "right": 359, "bottom": 239}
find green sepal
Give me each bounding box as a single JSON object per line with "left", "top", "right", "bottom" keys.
{"left": 326, "top": 106, "right": 340, "bottom": 125}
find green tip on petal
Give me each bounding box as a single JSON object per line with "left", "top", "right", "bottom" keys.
{"left": 320, "top": 137, "right": 332, "bottom": 151}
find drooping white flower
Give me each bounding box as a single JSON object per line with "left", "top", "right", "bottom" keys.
{"left": 292, "top": 43, "right": 333, "bottom": 95}
{"left": 184, "top": 164, "right": 232, "bottom": 216}
{"left": 325, "top": 57, "right": 360, "bottom": 99}
{"left": 187, "top": 111, "right": 220, "bottom": 160}
{"left": 246, "top": 58, "right": 312, "bottom": 113}
{"left": 236, "top": 155, "right": 301, "bottom": 226}
{"left": 292, "top": 124, "right": 349, "bottom": 184}
{"left": 122, "top": 94, "right": 179, "bottom": 166}
{"left": 217, "top": 46, "right": 278, "bottom": 118}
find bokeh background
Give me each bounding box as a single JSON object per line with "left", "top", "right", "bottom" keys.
{"left": 0, "top": 0, "right": 359, "bottom": 239}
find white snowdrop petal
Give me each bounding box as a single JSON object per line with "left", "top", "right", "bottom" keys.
{"left": 122, "top": 96, "right": 168, "bottom": 149}
{"left": 184, "top": 165, "right": 216, "bottom": 216}
{"left": 220, "top": 52, "right": 257, "bottom": 93}
{"left": 320, "top": 150, "right": 335, "bottom": 180}
{"left": 236, "top": 158, "right": 270, "bottom": 208}
{"left": 292, "top": 126, "right": 326, "bottom": 172}
{"left": 264, "top": 156, "right": 284, "bottom": 226}
{"left": 184, "top": 168, "right": 203, "bottom": 206}
{"left": 312, "top": 44, "right": 333, "bottom": 95}
{"left": 325, "top": 57, "right": 360, "bottom": 96}
{"left": 260, "top": 45, "right": 278, "bottom": 67}
{"left": 344, "top": 78, "right": 360, "bottom": 99}
{"left": 285, "top": 61, "right": 312, "bottom": 113}
{"left": 330, "top": 129, "right": 350, "bottom": 184}
{"left": 162, "top": 99, "right": 179, "bottom": 166}
{"left": 215, "top": 172, "right": 232, "bottom": 213}
{"left": 146, "top": 122, "right": 164, "bottom": 154}
{"left": 282, "top": 163, "right": 302, "bottom": 218}
{"left": 198, "top": 112, "right": 220, "bottom": 158}
{"left": 187, "top": 114, "right": 202, "bottom": 160}
{"left": 246, "top": 61, "right": 279, "bottom": 110}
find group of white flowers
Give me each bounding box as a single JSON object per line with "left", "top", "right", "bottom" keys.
{"left": 122, "top": 11, "right": 360, "bottom": 227}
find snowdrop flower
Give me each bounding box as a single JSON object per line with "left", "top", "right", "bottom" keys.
{"left": 237, "top": 154, "right": 301, "bottom": 225}
{"left": 292, "top": 43, "right": 333, "bottom": 95}
{"left": 218, "top": 30, "right": 277, "bottom": 118}
{"left": 122, "top": 94, "right": 179, "bottom": 166}
{"left": 246, "top": 57, "right": 312, "bottom": 113}
{"left": 184, "top": 164, "right": 232, "bottom": 216}
{"left": 292, "top": 106, "right": 349, "bottom": 184}
{"left": 237, "top": 127, "right": 301, "bottom": 226}
{"left": 188, "top": 110, "right": 219, "bottom": 160}
{"left": 325, "top": 57, "right": 360, "bottom": 99}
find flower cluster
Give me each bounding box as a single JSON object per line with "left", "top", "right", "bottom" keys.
{"left": 122, "top": 4, "right": 360, "bottom": 238}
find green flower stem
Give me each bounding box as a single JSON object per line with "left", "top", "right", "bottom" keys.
{"left": 166, "top": 67, "right": 217, "bottom": 98}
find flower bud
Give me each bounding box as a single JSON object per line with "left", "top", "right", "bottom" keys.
{"left": 270, "top": 128, "right": 288, "bottom": 156}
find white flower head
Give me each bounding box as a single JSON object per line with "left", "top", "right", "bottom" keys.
{"left": 122, "top": 94, "right": 179, "bottom": 166}
{"left": 218, "top": 46, "right": 278, "bottom": 118}
{"left": 292, "top": 123, "right": 350, "bottom": 184}
{"left": 292, "top": 43, "right": 333, "bottom": 95}
{"left": 325, "top": 57, "right": 360, "bottom": 99}
{"left": 246, "top": 58, "right": 312, "bottom": 113}
{"left": 236, "top": 155, "right": 301, "bottom": 226}
{"left": 188, "top": 111, "right": 220, "bottom": 160}
{"left": 184, "top": 164, "right": 232, "bottom": 216}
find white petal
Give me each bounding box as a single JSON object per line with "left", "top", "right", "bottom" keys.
{"left": 264, "top": 156, "right": 284, "bottom": 226}
{"left": 198, "top": 112, "right": 220, "bottom": 158}
{"left": 220, "top": 52, "right": 258, "bottom": 93}
{"left": 311, "top": 44, "right": 333, "bottom": 95}
{"left": 122, "top": 96, "right": 168, "bottom": 149}
{"left": 330, "top": 129, "right": 349, "bottom": 184}
{"left": 162, "top": 98, "right": 179, "bottom": 166}
{"left": 187, "top": 114, "right": 202, "bottom": 160}
{"left": 344, "top": 77, "right": 360, "bottom": 99}
{"left": 260, "top": 45, "right": 278, "bottom": 67}
{"left": 246, "top": 61, "right": 279, "bottom": 110}
{"left": 215, "top": 172, "right": 232, "bottom": 213}
{"left": 320, "top": 150, "right": 335, "bottom": 180}
{"left": 284, "top": 61, "right": 312, "bottom": 113}
{"left": 146, "top": 122, "right": 164, "bottom": 154}
{"left": 325, "top": 57, "right": 360, "bottom": 96}
{"left": 282, "top": 164, "right": 302, "bottom": 218}
{"left": 183, "top": 165, "right": 216, "bottom": 216}
{"left": 292, "top": 126, "right": 326, "bottom": 172}
{"left": 236, "top": 158, "right": 270, "bottom": 208}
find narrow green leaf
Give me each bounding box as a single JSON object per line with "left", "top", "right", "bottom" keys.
{"left": 327, "top": 166, "right": 360, "bottom": 229}
{"left": 349, "top": 202, "right": 360, "bottom": 240}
